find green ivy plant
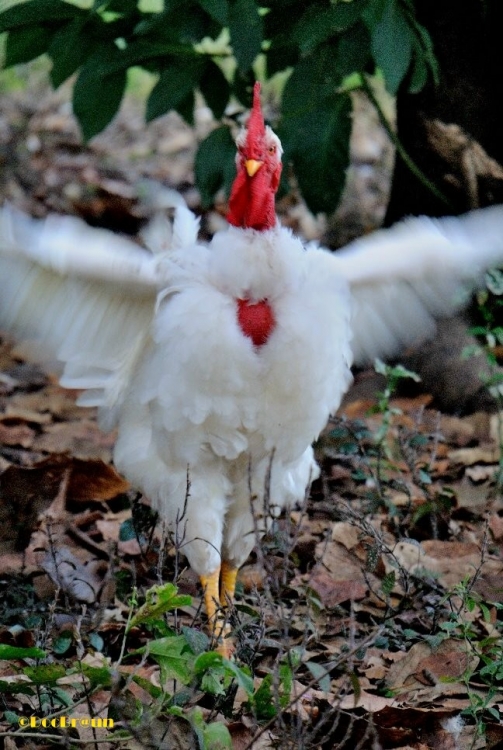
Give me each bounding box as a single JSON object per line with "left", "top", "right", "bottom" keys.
{"left": 0, "top": 0, "right": 438, "bottom": 214}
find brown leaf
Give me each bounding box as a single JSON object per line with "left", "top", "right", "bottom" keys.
{"left": 454, "top": 474, "right": 493, "bottom": 511}
{"left": 0, "top": 456, "right": 128, "bottom": 552}
{"left": 118, "top": 538, "right": 142, "bottom": 556}
{"left": 339, "top": 689, "right": 394, "bottom": 712}
{"left": 489, "top": 513, "right": 503, "bottom": 541}
{"left": 308, "top": 568, "right": 367, "bottom": 607}
{"left": 465, "top": 464, "right": 499, "bottom": 482}
{"left": 390, "top": 539, "right": 503, "bottom": 590}
{"left": 238, "top": 563, "right": 265, "bottom": 592}
{"left": 3, "top": 404, "right": 52, "bottom": 425}
{"left": 8, "top": 386, "right": 91, "bottom": 421}
{"left": 95, "top": 511, "right": 131, "bottom": 542}
{"left": 449, "top": 446, "right": 500, "bottom": 466}
{"left": 67, "top": 458, "right": 129, "bottom": 501}
{"left": 41, "top": 547, "right": 106, "bottom": 603}
{"left": 415, "top": 645, "right": 475, "bottom": 684}
{"left": 33, "top": 419, "right": 115, "bottom": 461}
{"left": 0, "top": 419, "right": 35, "bottom": 447}
{"left": 386, "top": 640, "right": 478, "bottom": 701}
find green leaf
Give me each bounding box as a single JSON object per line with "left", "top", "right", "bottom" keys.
{"left": 251, "top": 674, "right": 277, "bottom": 720}
{"left": 306, "top": 661, "right": 331, "bottom": 693}
{"left": 199, "top": 61, "right": 230, "bottom": 119}
{"left": 133, "top": 5, "right": 210, "bottom": 46}
{"left": 52, "top": 634, "right": 73, "bottom": 655}
{"left": 0, "top": 0, "right": 85, "bottom": 32}
{"left": 51, "top": 686, "right": 76, "bottom": 708}
{"left": 147, "top": 58, "right": 205, "bottom": 122}
{"left": 182, "top": 626, "right": 210, "bottom": 655}
{"left": 146, "top": 635, "right": 194, "bottom": 685}
{"left": 197, "top": 0, "right": 229, "bottom": 25}
{"left": 3, "top": 711, "right": 20, "bottom": 725}
{"left": 418, "top": 469, "right": 432, "bottom": 485}
{"left": 201, "top": 669, "right": 227, "bottom": 696}
{"left": 381, "top": 571, "right": 396, "bottom": 596}
{"left": 132, "top": 674, "right": 163, "bottom": 699}
{"left": 486, "top": 268, "right": 503, "bottom": 296}
{"left": 194, "top": 651, "right": 224, "bottom": 674}
{"left": 0, "top": 679, "right": 35, "bottom": 696}
{"left": 129, "top": 583, "right": 192, "bottom": 631}
{"left": 228, "top": 0, "right": 262, "bottom": 73}
{"left": 119, "top": 518, "right": 137, "bottom": 541}
{"left": 23, "top": 664, "right": 66, "bottom": 685}
{"left": 410, "top": 16, "right": 439, "bottom": 86}
{"left": 281, "top": 43, "right": 346, "bottom": 112}
{"left": 280, "top": 92, "right": 352, "bottom": 214}
{"left": 4, "top": 25, "right": 56, "bottom": 67}
{"left": 0, "top": 644, "right": 46, "bottom": 660}
{"left": 291, "top": 0, "right": 368, "bottom": 54}
{"left": 89, "top": 632, "right": 104, "bottom": 652}
{"left": 194, "top": 652, "right": 254, "bottom": 697}
{"left": 335, "top": 21, "right": 371, "bottom": 79}
{"left": 107, "top": 0, "right": 139, "bottom": 12}
{"left": 220, "top": 658, "right": 254, "bottom": 696}
{"left": 202, "top": 721, "right": 232, "bottom": 749}
{"left": 407, "top": 46, "right": 428, "bottom": 94}
{"left": 73, "top": 61, "right": 127, "bottom": 140}
{"left": 48, "top": 18, "right": 93, "bottom": 88}
{"left": 79, "top": 664, "right": 114, "bottom": 689}
{"left": 364, "top": 0, "right": 413, "bottom": 94}
{"left": 278, "top": 663, "right": 293, "bottom": 709}
{"left": 195, "top": 126, "right": 237, "bottom": 207}
{"left": 176, "top": 91, "right": 197, "bottom": 125}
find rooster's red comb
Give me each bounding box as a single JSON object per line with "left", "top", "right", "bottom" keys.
{"left": 227, "top": 81, "right": 279, "bottom": 231}
{"left": 245, "top": 82, "right": 265, "bottom": 154}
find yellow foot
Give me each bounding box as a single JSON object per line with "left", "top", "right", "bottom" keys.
{"left": 200, "top": 563, "right": 239, "bottom": 657}
{"left": 220, "top": 561, "right": 238, "bottom": 608}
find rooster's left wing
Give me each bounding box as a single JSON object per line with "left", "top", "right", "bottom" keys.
{"left": 0, "top": 207, "right": 168, "bottom": 426}
{"left": 331, "top": 206, "right": 503, "bottom": 366}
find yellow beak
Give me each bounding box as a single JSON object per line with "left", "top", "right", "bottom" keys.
{"left": 245, "top": 159, "right": 263, "bottom": 177}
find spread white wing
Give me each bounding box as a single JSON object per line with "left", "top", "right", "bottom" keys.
{"left": 331, "top": 206, "right": 503, "bottom": 365}
{"left": 2, "top": 200, "right": 503, "bottom": 423}
{"left": 0, "top": 207, "right": 176, "bottom": 426}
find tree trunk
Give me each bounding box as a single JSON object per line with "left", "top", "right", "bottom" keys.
{"left": 386, "top": 0, "right": 503, "bottom": 223}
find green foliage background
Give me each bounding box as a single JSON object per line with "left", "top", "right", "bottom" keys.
{"left": 0, "top": 0, "right": 438, "bottom": 214}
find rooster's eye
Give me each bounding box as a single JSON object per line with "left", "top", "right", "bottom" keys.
{"left": 267, "top": 145, "right": 276, "bottom": 154}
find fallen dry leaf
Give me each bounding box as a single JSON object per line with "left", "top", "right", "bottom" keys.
{"left": 32, "top": 419, "right": 116, "bottom": 460}
{"left": 448, "top": 445, "right": 500, "bottom": 465}
{"left": 40, "top": 547, "right": 106, "bottom": 603}
{"left": 0, "top": 419, "right": 35, "bottom": 447}
{"left": 389, "top": 539, "right": 503, "bottom": 590}
{"left": 308, "top": 567, "right": 367, "bottom": 607}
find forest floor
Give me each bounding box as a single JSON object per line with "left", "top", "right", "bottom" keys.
{"left": 1, "top": 73, "right": 503, "bottom": 750}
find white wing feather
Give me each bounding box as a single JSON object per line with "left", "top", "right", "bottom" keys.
{"left": 331, "top": 206, "right": 503, "bottom": 365}
{"left": 0, "top": 207, "right": 169, "bottom": 426}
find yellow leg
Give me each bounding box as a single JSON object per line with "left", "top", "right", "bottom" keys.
{"left": 220, "top": 561, "right": 238, "bottom": 608}
{"left": 200, "top": 568, "right": 231, "bottom": 656}
{"left": 200, "top": 566, "right": 237, "bottom": 658}
{"left": 200, "top": 568, "right": 221, "bottom": 625}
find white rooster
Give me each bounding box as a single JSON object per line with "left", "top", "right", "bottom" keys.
{"left": 2, "top": 82, "right": 503, "bottom": 651}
